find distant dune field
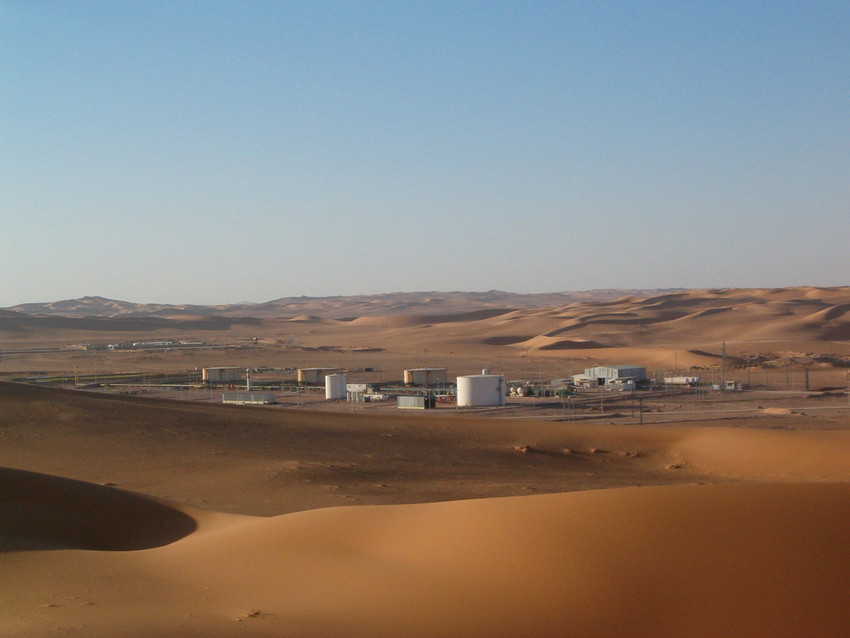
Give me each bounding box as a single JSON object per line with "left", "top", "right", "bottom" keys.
{"left": 2, "top": 287, "right": 848, "bottom": 377}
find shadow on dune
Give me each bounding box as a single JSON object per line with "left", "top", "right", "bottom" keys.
{"left": 0, "top": 467, "right": 197, "bottom": 552}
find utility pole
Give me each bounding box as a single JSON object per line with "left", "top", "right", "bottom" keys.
{"left": 720, "top": 341, "right": 727, "bottom": 391}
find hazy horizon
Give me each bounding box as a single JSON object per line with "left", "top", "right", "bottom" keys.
{"left": 5, "top": 286, "right": 698, "bottom": 309}
{"left": 3, "top": 1, "right": 848, "bottom": 307}
{"left": 7, "top": 283, "right": 850, "bottom": 311}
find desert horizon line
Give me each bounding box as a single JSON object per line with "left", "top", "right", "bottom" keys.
{"left": 5, "top": 283, "right": 850, "bottom": 311}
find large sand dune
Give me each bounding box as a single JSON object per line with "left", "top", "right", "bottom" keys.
{"left": 2, "top": 469, "right": 848, "bottom": 637}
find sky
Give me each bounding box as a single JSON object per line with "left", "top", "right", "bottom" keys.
{"left": 2, "top": 0, "right": 848, "bottom": 306}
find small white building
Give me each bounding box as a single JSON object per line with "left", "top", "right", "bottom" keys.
{"left": 203, "top": 367, "right": 244, "bottom": 384}
{"left": 297, "top": 367, "right": 341, "bottom": 384}
{"left": 403, "top": 367, "right": 448, "bottom": 386}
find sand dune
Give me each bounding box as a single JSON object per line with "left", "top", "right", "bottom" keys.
{"left": 164, "top": 483, "right": 850, "bottom": 638}
{"left": 537, "top": 338, "right": 612, "bottom": 350}
{"left": 674, "top": 427, "right": 850, "bottom": 481}
{"left": 2, "top": 473, "right": 848, "bottom": 637}
{"left": 349, "top": 308, "right": 516, "bottom": 328}
{"left": 469, "top": 287, "right": 850, "bottom": 356}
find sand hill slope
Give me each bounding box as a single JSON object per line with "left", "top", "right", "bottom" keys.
{"left": 2, "top": 382, "right": 849, "bottom": 515}
{"left": 1, "top": 471, "right": 848, "bottom": 637}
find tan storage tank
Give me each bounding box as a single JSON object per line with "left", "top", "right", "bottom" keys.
{"left": 403, "top": 367, "right": 448, "bottom": 386}
{"left": 202, "top": 367, "right": 243, "bottom": 383}
{"left": 298, "top": 368, "right": 341, "bottom": 384}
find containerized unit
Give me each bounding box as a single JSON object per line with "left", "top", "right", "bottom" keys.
{"left": 397, "top": 395, "right": 436, "bottom": 410}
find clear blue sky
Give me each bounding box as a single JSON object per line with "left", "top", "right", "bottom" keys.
{"left": 2, "top": 0, "right": 848, "bottom": 306}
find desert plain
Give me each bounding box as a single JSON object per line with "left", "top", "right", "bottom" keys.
{"left": 1, "top": 286, "right": 849, "bottom": 637}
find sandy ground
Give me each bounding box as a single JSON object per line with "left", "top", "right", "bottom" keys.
{"left": 1, "top": 287, "right": 849, "bottom": 636}
{"left": 1, "top": 381, "right": 849, "bottom": 637}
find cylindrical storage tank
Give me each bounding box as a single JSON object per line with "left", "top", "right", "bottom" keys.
{"left": 325, "top": 373, "right": 347, "bottom": 400}
{"left": 456, "top": 374, "right": 506, "bottom": 407}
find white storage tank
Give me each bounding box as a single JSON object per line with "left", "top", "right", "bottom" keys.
{"left": 325, "top": 373, "right": 347, "bottom": 399}
{"left": 457, "top": 373, "right": 506, "bottom": 407}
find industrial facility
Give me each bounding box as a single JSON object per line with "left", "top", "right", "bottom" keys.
{"left": 403, "top": 367, "right": 448, "bottom": 386}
